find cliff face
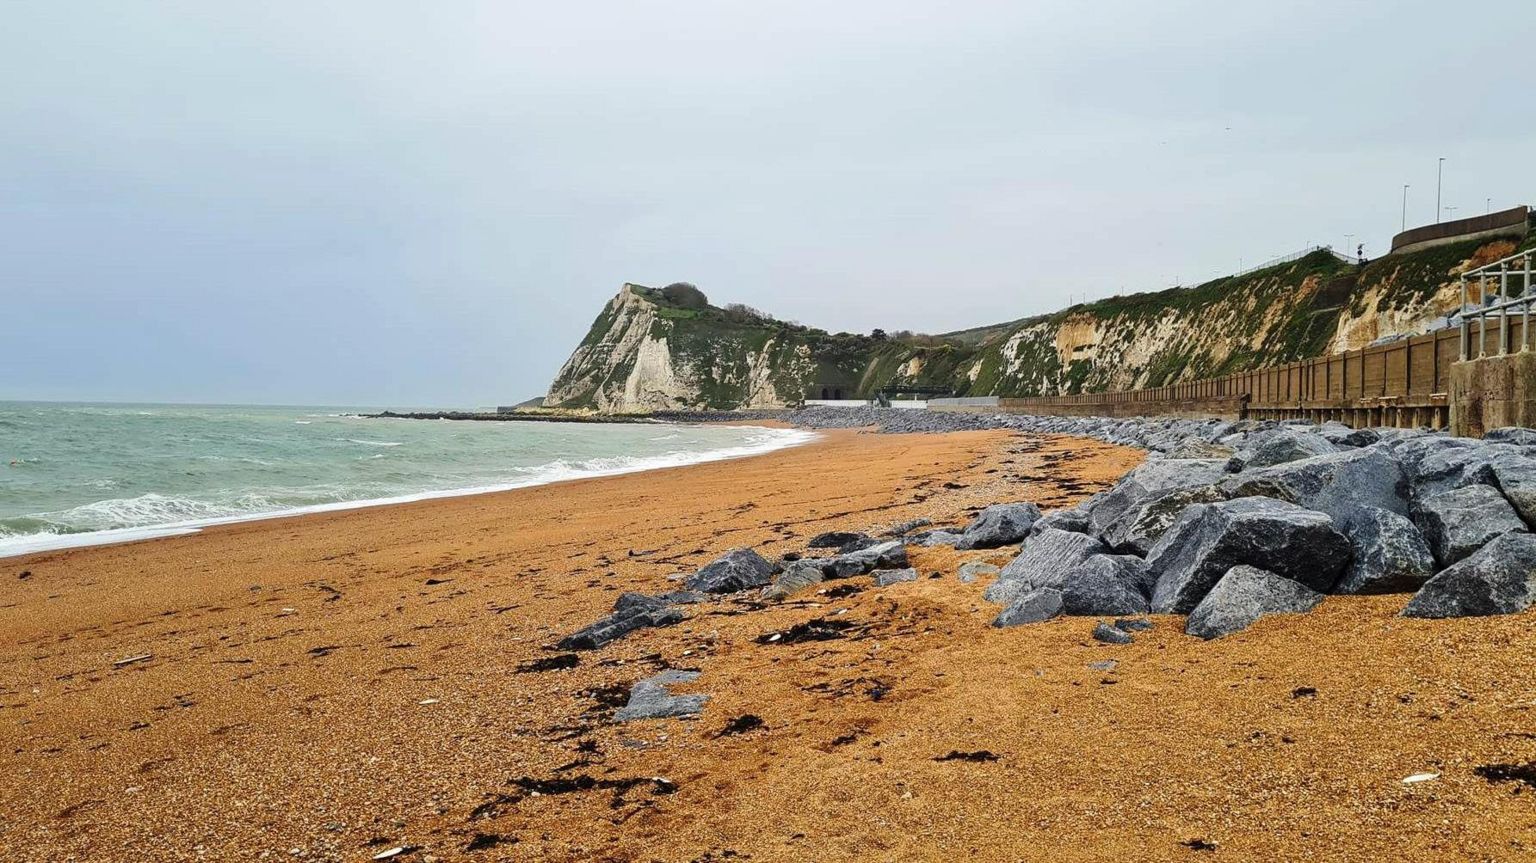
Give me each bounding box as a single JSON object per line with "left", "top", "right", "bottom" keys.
{"left": 546, "top": 233, "right": 1532, "bottom": 412}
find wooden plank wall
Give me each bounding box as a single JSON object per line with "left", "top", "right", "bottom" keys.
{"left": 995, "top": 321, "right": 1536, "bottom": 428}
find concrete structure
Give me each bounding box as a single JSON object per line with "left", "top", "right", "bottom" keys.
{"left": 1390, "top": 206, "right": 1528, "bottom": 255}
{"left": 1450, "top": 352, "right": 1536, "bottom": 437}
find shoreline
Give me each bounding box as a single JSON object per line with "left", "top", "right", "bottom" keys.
{"left": 0, "top": 421, "right": 818, "bottom": 561}
{"left": 0, "top": 428, "right": 1144, "bottom": 860}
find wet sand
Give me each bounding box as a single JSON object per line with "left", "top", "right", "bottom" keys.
{"left": 2, "top": 428, "right": 1534, "bottom": 862}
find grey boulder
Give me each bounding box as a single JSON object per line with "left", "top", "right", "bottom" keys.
{"left": 985, "top": 528, "right": 1106, "bottom": 604}
{"left": 685, "top": 547, "right": 775, "bottom": 594}
{"left": 1060, "top": 554, "right": 1152, "bottom": 616}
{"left": 1029, "top": 506, "right": 1092, "bottom": 537}
{"left": 558, "top": 593, "right": 686, "bottom": 650}
{"left": 873, "top": 567, "right": 919, "bottom": 587}
{"left": 1241, "top": 431, "right": 1338, "bottom": 469}
{"left": 761, "top": 559, "right": 827, "bottom": 600}
{"left": 957, "top": 560, "right": 1001, "bottom": 583}
{"left": 1101, "top": 483, "right": 1228, "bottom": 556}
{"left": 614, "top": 669, "right": 708, "bottom": 721}
{"left": 991, "top": 587, "right": 1064, "bottom": 628}
{"left": 1092, "top": 621, "right": 1133, "bottom": 644}
{"left": 1488, "top": 452, "right": 1536, "bottom": 528}
{"left": 807, "top": 530, "right": 868, "bottom": 549}
{"left": 1333, "top": 506, "right": 1436, "bottom": 595}
{"left": 1147, "top": 497, "right": 1351, "bottom": 614}
{"left": 1221, "top": 446, "right": 1409, "bottom": 521}
{"left": 956, "top": 502, "right": 1042, "bottom": 550}
{"left": 1087, "top": 458, "right": 1229, "bottom": 538}
{"left": 1401, "top": 532, "right": 1536, "bottom": 618}
{"left": 1411, "top": 484, "right": 1527, "bottom": 567}
{"left": 910, "top": 529, "right": 964, "bottom": 547}
{"left": 1483, "top": 426, "right": 1536, "bottom": 446}
{"left": 1184, "top": 565, "right": 1325, "bottom": 639}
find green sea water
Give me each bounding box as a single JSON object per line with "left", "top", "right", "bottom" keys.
{"left": 0, "top": 402, "right": 811, "bottom": 557}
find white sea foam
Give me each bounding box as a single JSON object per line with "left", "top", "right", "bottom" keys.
{"left": 0, "top": 425, "right": 817, "bottom": 558}
{"left": 342, "top": 438, "right": 403, "bottom": 447}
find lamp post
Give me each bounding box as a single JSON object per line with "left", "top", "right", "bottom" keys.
{"left": 1401, "top": 184, "right": 1410, "bottom": 232}
{"left": 1487, "top": 197, "right": 1493, "bottom": 215}
{"left": 1436, "top": 157, "right": 1445, "bottom": 223}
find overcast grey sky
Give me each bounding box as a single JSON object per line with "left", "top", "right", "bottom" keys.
{"left": 3, "top": 1, "right": 1532, "bottom": 406}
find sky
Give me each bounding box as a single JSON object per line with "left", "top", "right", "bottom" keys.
{"left": 3, "top": 1, "right": 1533, "bottom": 407}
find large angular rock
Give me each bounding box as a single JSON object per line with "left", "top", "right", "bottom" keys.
{"left": 807, "top": 530, "right": 867, "bottom": 549}
{"left": 1408, "top": 444, "right": 1516, "bottom": 501}
{"left": 763, "top": 540, "right": 909, "bottom": 597}
{"left": 1487, "top": 452, "right": 1536, "bottom": 528}
{"left": 1147, "top": 497, "right": 1351, "bottom": 614}
{"left": 1241, "top": 431, "right": 1338, "bottom": 470}
{"left": 1333, "top": 507, "right": 1436, "bottom": 595}
{"left": 985, "top": 528, "right": 1106, "bottom": 604}
{"left": 1101, "top": 483, "right": 1229, "bottom": 555}
{"left": 910, "top": 529, "right": 963, "bottom": 547}
{"left": 761, "top": 559, "right": 826, "bottom": 600}
{"left": 685, "top": 547, "right": 774, "bottom": 594}
{"left": 1220, "top": 446, "right": 1409, "bottom": 521}
{"left": 991, "top": 587, "right": 1064, "bottom": 628}
{"left": 1087, "top": 459, "right": 1229, "bottom": 539}
{"left": 1318, "top": 424, "right": 1381, "bottom": 448}
{"left": 1028, "top": 506, "right": 1092, "bottom": 537}
{"left": 1411, "top": 484, "right": 1527, "bottom": 567}
{"left": 1184, "top": 565, "right": 1325, "bottom": 639}
{"left": 827, "top": 539, "right": 908, "bottom": 576}
{"left": 558, "top": 593, "right": 686, "bottom": 650}
{"left": 1483, "top": 426, "right": 1536, "bottom": 446}
{"left": 873, "top": 567, "right": 919, "bottom": 587}
{"left": 957, "top": 560, "right": 1001, "bottom": 583}
{"left": 956, "top": 502, "right": 1042, "bottom": 550}
{"left": 1059, "top": 554, "right": 1151, "bottom": 616}
{"left": 613, "top": 669, "right": 708, "bottom": 721}
{"left": 1401, "top": 532, "right": 1536, "bottom": 618}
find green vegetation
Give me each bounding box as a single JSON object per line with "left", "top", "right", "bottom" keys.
{"left": 549, "top": 233, "right": 1532, "bottom": 410}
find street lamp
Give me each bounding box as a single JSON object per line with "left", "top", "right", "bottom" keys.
{"left": 1487, "top": 197, "right": 1493, "bottom": 215}
{"left": 1402, "top": 185, "right": 1410, "bottom": 232}
{"left": 1444, "top": 205, "right": 1459, "bottom": 220}
{"left": 1436, "top": 157, "right": 1445, "bottom": 224}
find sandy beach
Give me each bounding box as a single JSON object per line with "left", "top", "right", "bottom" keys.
{"left": 3, "top": 427, "right": 1535, "bottom": 862}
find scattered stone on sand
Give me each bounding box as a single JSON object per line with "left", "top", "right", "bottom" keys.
{"left": 685, "top": 548, "right": 775, "bottom": 594}
{"left": 807, "top": 530, "right": 868, "bottom": 549}
{"left": 873, "top": 567, "right": 919, "bottom": 587}
{"left": 1113, "top": 617, "right": 1153, "bottom": 632}
{"left": 1092, "top": 621, "right": 1133, "bottom": 644}
{"left": 957, "top": 560, "right": 1001, "bottom": 583}
{"left": 613, "top": 670, "right": 708, "bottom": 722}
{"left": 558, "top": 593, "right": 686, "bottom": 650}
{"left": 885, "top": 517, "right": 932, "bottom": 537}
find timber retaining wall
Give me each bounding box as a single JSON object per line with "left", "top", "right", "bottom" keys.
{"left": 932, "top": 324, "right": 1488, "bottom": 429}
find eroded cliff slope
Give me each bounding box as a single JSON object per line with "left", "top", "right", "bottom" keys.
{"left": 546, "top": 230, "right": 1533, "bottom": 412}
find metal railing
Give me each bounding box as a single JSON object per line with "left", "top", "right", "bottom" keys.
{"left": 1460, "top": 248, "right": 1536, "bottom": 359}
{"left": 1231, "top": 245, "right": 1353, "bottom": 279}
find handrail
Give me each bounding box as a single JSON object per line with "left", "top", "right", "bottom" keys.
{"left": 1459, "top": 248, "right": 1536, "bottom": 359}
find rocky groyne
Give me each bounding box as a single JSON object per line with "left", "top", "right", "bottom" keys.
{"left": 565, "top": 407, "right": 1536, "bottom": 654}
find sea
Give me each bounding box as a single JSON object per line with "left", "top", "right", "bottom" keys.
{"left": 0, "top": 402, "right": 812, "bottom": 558}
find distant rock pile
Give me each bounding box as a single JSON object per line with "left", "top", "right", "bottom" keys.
{"left": 559, "top": 407, "right": 1536, "bottom": 653}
